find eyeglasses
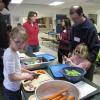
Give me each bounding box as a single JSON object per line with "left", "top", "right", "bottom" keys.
{"left": 13, "top": 40, "right": 25, "bottom": 45}
{"left": 74, "top": 50, "right": 80, "bottom": 55}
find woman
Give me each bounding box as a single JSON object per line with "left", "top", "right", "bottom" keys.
{"left": 23, "top": 11, "right": 39, "bottom": 55}
{"left": 57, "top": 18, "right": 71, "bottom": 64}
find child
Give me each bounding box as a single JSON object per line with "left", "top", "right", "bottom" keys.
{"left": 3, "top": 27, "right": 36, "bottom": 100}
{"left": 64, "top": 43, "right": 91, "bottom": 69}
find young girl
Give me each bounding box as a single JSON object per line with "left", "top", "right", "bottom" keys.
{"left": 3, "top": 27, "right": 36, "bottom": 100}
{"left": 57, "top": 18, "right": 71, "bottom": 64}
{"left": 64, "top": 43, "right": 91, "bottom": 69}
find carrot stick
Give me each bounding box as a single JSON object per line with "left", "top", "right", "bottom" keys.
{"left": 52, "top": 94, "right": 64, "bottom": 100}
{"left": 41, "top": 89, "right": 68, "bottom": 100}
{"left": 59, "top": 96, "right": 67, "bottom": 100}
{"left": 67, "top": 96, "right": 75, "bottom": 100}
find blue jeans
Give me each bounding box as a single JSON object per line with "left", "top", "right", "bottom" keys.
{"left": 25, "top": 45, "right": 39, "bottom": 57}
{"left": 3, "top": 86, "right": 22, "bottom": 100}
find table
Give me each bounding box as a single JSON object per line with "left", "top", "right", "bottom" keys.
{"left": 22, "top": 68, "right": 100, "bottom": 100}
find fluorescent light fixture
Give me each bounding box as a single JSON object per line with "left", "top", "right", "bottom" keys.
{"left": 11, "top": 0, "right": 23, "bottom": 4}
{"left": 48, "top": 1, "right": 64, "bottom": 6}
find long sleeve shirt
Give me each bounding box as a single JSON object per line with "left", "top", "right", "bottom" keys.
{"left": 70, "top": 19, "right": 100, "bottom": 63}
{"left": 23, "top": 21, "right": 39, "bottom": 46}
{"left": 59, "top": 29, "right": 71, "bottom": 51}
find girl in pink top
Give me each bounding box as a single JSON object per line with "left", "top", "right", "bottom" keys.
{"left": 64, "top": 43, "right": 91, "bottom": 69}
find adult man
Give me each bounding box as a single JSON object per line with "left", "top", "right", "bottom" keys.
{"left": 0, "top": 0, "right": 11, "bottom": 83}
{"left": 69, "top": 6, "right": 100, "bottom": 81}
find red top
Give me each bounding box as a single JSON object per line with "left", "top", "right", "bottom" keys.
{"left": 23, "top": 21, "right": 39, "bottom": 46}
{"left": 59, "top": 29, "right": 71, "bottom": 51}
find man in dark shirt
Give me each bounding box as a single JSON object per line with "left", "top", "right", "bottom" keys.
{"left": 0, "top": 0, "right": 11, "bottom": 83}
{"left": 69, "top": 6, "right": 100, "bottom": 81}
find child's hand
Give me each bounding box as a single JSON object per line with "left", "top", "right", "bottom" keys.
{"left": 29, "top": 71, "right": 36, "bottom": 75}
{"left": 28, "top": 71, "right": 40, "bottom": 79}
{"left": 63, "top": 56, "right": 68, "bottom": 62}
{"left": 63, "top": 56, "right": 71, "bottom": 64}
{"left": 24, "top": 74, "right": 33, "bottom": 80}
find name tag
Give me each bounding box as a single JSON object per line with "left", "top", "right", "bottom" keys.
{"left": 74, "top": 37, "right": 80, "bottom": 42}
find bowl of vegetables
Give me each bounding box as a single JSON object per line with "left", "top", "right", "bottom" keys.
{"left": 35, "top": 80, "right": 80, "bottom": 100}
{"left": 61, "top": 67, "right": 86, "bottom": 83}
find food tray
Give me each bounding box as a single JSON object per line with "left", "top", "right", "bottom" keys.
{"left": 49, "top": 64, "right": 70, "bottom": 78}
{"left": 33, "top": 52, "right": 56, "bottom": 61}
{"left": 22, "top": 70, "right": 54, "bottom": 92}
{"left": 20, "top": 57, "right": 48, "bottom": 70}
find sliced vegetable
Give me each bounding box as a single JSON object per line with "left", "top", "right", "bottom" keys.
{"left": 65, "top": 69, "right": 81, "bottom": 76}
{"left": 37, "top": 70, "right": 46, "bottom": 74}
{"left": 67, "top": 96, "right": 75, "bottom": 100}
{"left": 41, "top": 89, "right": 68, "bottom": 100}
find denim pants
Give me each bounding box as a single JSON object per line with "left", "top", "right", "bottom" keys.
{"left": 3, "top": 86, "right": 22, "bottom": 100}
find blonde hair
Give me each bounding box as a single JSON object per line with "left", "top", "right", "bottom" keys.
{"left": 73, "top": 43, "right": 89, "bottom": 59}
{"left": 10, "top": 27, "right": 27, "bottom": 42}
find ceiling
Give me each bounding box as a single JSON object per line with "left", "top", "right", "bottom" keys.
{"left": 22, "top": 0, "right": 100, "bottom": 9}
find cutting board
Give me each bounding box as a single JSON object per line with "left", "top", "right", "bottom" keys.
{"left": 34, "top": 53, "right": 56, "bottom": 61}
{"left": 49, "top": 64, "right": 70, "bottom": 78}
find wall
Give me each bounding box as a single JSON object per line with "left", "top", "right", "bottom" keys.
{"left": 2, "top": 4, "right": 69, "bottom": 28}
{"left": 2, "top": 4, "right": 100, "bottom": 32}
{"left": 96, "top": 10, "right": 100, "bottom": 32}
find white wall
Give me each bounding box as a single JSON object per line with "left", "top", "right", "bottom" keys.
{"left": 2, "top": 4, "right": 100, "bottom": 32}
{"left": 2, "top": 4, "right": 69, "bottom": 28}
{"left": 96, "top": 10, "right": 100, "bottom": 32}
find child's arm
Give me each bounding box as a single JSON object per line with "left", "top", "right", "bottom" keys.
{"left": 8, "top": 73, "right": 33, "bottom": 82}
{"left": 21, "top": 68, "right": 31, "bottom": 74}
{"left": 78, "top": 60, "right": 91, "bottom": 69}
{"left": 21, "top": 68, "right": 38, "bottom": 75}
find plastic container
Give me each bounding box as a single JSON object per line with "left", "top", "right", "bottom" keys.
{"left": 61, "top": 67, "right": 86, "bottom": 83}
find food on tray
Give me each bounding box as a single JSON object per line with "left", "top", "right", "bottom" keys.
{"left": 41, "top": 89, "right": 68, "bottom": 100}
{"left": 65, "top": 69, "right": 81, "bottom": 76}
{"left": 22, "top": 71, "right": 53, "bottom": 92}
{"left": 25, "top": 83, "right": 35, "bottom": 91}
{"left": 39, "top": 74, "right": 52, "bottom": 82}
{"left": 36, "top": 70, "right": 46, "bottom": 74}
{"left": 21, "top": 57, "right": 45, "bottom": 66}
{"left": 23, "top": 80, "right": 36, "bottom": 92}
